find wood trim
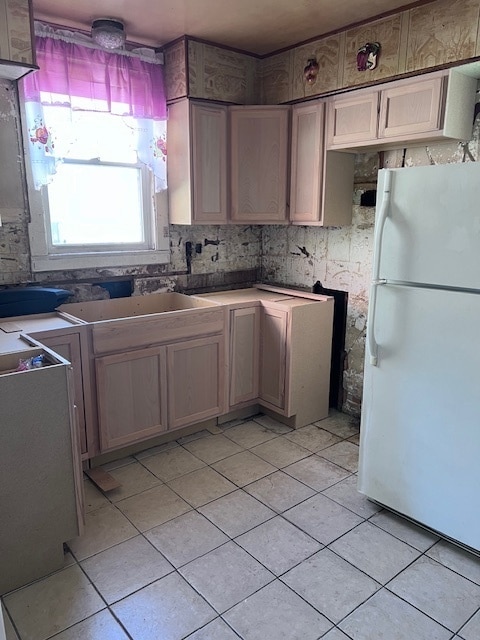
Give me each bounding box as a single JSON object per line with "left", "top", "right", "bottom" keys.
{"left": 85, "top": 467, "right": 121, "bottom": 492}
{"left": 183, "top": 34, "right": 262, "bottom": 59}
{"left": 262, "top": 0, "right": 437, "bottom": 58}
{"left": 67, "top": 366, "right": 85, "bottom": 534}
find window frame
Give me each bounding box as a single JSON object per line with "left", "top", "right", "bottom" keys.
{"left": 43, "top": 157, "right": 155, "bottom": 254}
{"left": 20, "top": 87, "right": 169, "bottom": 273}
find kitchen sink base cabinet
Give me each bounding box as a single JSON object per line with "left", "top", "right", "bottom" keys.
{"left": 96, "top": 347, "right": 168, "bottom": 452}
{"left": 167, "top": 336, "right": 225, "bottom": 430}
{"left": 0, "top": 349, "right": 83, "bottom": 595}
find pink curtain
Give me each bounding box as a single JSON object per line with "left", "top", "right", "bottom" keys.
{"left": 22, "top": 31, "right": 167, "bottom": 190}
{"left": 23, "top": 36, "right": 167, "bottom": 118}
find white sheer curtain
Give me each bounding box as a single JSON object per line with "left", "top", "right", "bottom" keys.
{"left": 23, "top": 23, "right": 167, "bottom": 192}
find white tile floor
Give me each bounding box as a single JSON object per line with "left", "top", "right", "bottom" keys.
{"left": 3, "top": 411, "right": 480, "bottom": 640}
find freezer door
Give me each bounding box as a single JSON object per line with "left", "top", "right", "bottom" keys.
{"left": 358, "top": 283, "right": 480, "bottom": 551}
{"left": 377, "top": 163, "right": 480, "bottom": 290}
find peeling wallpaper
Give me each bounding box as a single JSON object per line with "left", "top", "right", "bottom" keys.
{"left": 2, "top": 0, "right": 480, "bottom": 417}
{"left": 262, "top": 153, "right": 379, "bottom": 415}
{"left": 1, "top": 0, "right": 33, "bottom": 64}
{"left": 260, "top": 0, "right": 480, "bottom": 104}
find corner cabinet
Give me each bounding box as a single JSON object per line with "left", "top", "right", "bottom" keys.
{"left": 290, "top": 102, "right": 355, "bottom": 226}
{"left": 326, "top": 69, "right": 477, "bottom": 151}
{"left": 199, "top": 287, "right": 335, "bottom": 428}
{"left": 0, "top": 0, "right": 37, "bottom": 80}
{"left": 168, "top": 100, "right": 228, "bottom": 224}
{"left": 258, "top": 295, "right": 334, "bottom": 427}
{"left": 259, "top": 305, "right": 287, "bottom": 409}
{"left": 230, "top": 106, "right": 290, "bottom": 224}
{"left": 229, "top": 306, "right": 260, "bottom": 408}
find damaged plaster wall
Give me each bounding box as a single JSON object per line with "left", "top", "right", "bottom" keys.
{"left": 262, "top": 115, "right": 480, "bottom": 417}
{"left": 2, "top": 72, "right": 479, "bottom": 418}
{"left": 262, "top": 154, "right": 379, "bottom": 416}
{"left": 0, "top": 80, "right": 30, "bottom": 283}
{"left": 0, "top": 79, "right": 262, "bottom": 300}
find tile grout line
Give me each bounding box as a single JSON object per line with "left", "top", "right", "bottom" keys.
{"left": 161, "top": 439, "right": 479, "bottom": 640}
{"left": 19, "top": 414, "right": 479, "bottom": 640}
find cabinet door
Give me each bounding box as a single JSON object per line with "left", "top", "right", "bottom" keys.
{"left": 378, "top": 76, "right": 444, "bottom": 139}
{"left": 96, "top": 347, "right": 167, "bottom": 452}
{"left": 229, "top": 306, "right": 260, "bottom": 407}
{"left": 326, "top": 91, "right": 379, "bottom": 148}
{"left": 167, "top": 335, "right": 224, "bottom": 430}
{"left": 259, "top": 306, "right": 287, "bottom": 409}
{"left": 191, "top": 102, "right": 228, "bottom": 224}
{"left": 290, "top": 102, "right": 324, "bottom": 224}
{"left": 39, "top": 332, "right": 88, "bottom": 458}
{"left": 230, "top": 107, "right": 289, "bottom": 223}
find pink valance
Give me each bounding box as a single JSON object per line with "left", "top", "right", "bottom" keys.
{"left": 23, "top": 35, "right": 167, "bottom": 119}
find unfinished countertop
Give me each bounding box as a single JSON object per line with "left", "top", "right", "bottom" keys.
{"left": 0, "top": 313, "right": 80, "bottom": 355}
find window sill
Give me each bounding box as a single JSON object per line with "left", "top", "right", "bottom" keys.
{"left": 31, "top": 249, "right": 170, "bottom": 272}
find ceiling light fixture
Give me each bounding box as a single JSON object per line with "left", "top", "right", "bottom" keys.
{"left": 91, "top": 19, "right": 126, "bottom": 50}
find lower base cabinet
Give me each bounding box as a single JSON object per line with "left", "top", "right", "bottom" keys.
{"left": 95, "top": 336, "right": 225, "bottom": 451}
{"left": 229, "top": 306, "right": 260, "bottom": 407}
{"left": 0, "top": 348, "right": 82, "bottom": 594}
{"left": 167, "top": 335, "right": 225, "bottom": 430}
{"left": 37, "top": 331, "right": 89, "bottom": 457}
{"left": 96, "top": 347, "right": 168, "bottom": 452}
{"left": 259, "top": 306, "right": 287, "bottom": 409}
{"left": 214, "top": 289, "right": 335, "bottom": 428}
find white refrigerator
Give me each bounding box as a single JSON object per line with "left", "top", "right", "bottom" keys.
{"left": 358, "top": 161, "right": 480, "bottom": 553}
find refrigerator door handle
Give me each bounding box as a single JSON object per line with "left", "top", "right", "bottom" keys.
{"left": 372, "top": 170, "right": 392, "bottom": 282}
{"left": 367, "top": 280, "right": 385, "bottom": 366}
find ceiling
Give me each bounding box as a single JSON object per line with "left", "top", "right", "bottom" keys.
{"left": 32, "top": 0, "right": 418, "bottom": 56}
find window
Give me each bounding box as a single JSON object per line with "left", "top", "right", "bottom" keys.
{"left": 23, "top": 24, "right": 169, "bottom": 272}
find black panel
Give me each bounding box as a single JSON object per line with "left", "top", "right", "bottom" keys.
{"left": 312, "top": 281, "right": 348, "bottom": 409}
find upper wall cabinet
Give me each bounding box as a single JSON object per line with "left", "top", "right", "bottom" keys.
{"left": 0, "top": 0, "right": 37, "bottom": 80}
{"left": 290, "top": 101, "right": 355, "bottom": 226}
{"left": 230, "top": 106, "right": 289, "bottom": 224}
{"left": 168, "top": 100, "right": 228, "bottom": 224}
{"left": 167, "top": 100, "right": 354, "bottom": 226}
{"left": 326, "top": 69, "right": 478, "bottom": 151}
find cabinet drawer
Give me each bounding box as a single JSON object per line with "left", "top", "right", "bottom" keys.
{"left": 92, "top": 307, "right": 225, "bottom": 355}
